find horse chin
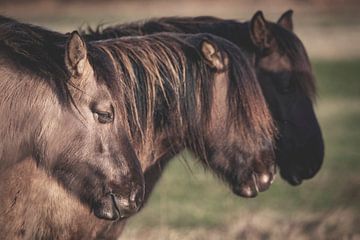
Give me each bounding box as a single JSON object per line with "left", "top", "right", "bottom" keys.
{"left": 111, "top": 194, "right": 142, "bottom": 219}
{"left": 232, "top": 184, "right": 258, "bottom": 198}
{"left": 279, "top": 134, "right": 324, "bottom": 186}
{"left": 93, "top": 195, "right": 121, "bottom": 221}
{"left": 93, "top": 192, "right": 143, "bottom": 221}
{"left": 280, "top": 154, "right": 323, "bottom": 186}
{"left": 231, "top": 171, "right": 275, "bottom": 198}
{"left": 281, "top": 171, "right": 303, "bottom": 186}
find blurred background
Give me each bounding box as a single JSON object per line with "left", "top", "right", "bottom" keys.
{"left": 1, "top": 0, "right": 359, "bottom": 239}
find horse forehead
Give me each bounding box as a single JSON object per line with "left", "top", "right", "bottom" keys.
{"left": 72, "top": 72, "right": 113, "bottom": 102}
{"left": 258, "top": 51, "right": 291, "bottom": 72}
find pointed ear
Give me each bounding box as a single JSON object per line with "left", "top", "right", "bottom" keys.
{"left": 277, "top": 9, "right": 294, "bottom": 31}
{"left": 201, "top": 40, "right": 225, "bottom": 71}
{"left": 65, "top": 31, "right": 87, "bottom": 77}
{"left": 250, "top": 11, "right": 271, "bottom": 49}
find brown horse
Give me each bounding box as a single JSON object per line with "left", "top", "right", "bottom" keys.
{"left": 84, "top": 10, "right": 324, "bottom": 186}
{"left": 0, "top": 18, "right": 144, "bottom": 239}
{"left": 82, "top": 32, "right": 276, "bottom": 239}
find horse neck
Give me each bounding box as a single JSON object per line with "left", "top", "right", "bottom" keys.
{"left": 135, "top": 119, "right": 187, "bottom": 204}
{"left": 132, "top": 104, "right": 186, "bottom": 173}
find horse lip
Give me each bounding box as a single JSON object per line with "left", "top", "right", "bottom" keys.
{"left": 93, "top": 195, "right": 120, "bottom": 221}
{"left": 288, "top": 174, "right": 303, "bottom": 185}
{"left": 231, "top": 183, "right": 258, "bottom": 198}
{"left": 109, "top": 193, "right": 134, "bottom": 219}
{"left": 109, "top": 193, "right": 123, "bottom": 220}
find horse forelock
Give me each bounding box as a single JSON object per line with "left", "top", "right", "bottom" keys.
{"left": 87, "top": 35, "right": 190, "bottom": 143}
{"left": 271, "top": 24, "right": 317, "bottom": 101}
{"left": 210, "top": 35, "right": 277, "bottom": 152}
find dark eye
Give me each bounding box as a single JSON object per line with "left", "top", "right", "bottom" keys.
{"left": 90, "top": 101, "right": 115, "bottom": 124}
{"left": 280, "top": 79, "right": 291, "bottom": 93}
{"left": 94, "top": 111, "right": 114, "bottom": 124}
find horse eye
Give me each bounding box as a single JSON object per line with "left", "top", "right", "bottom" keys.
{"left": 276, "top": 72, "right": 293, "bottom": 93}
{"left": 280, "top": 79, "right": 291, "bottom": 93}
{"left": 94, "top": 111, "right": 114, "bottom": 124}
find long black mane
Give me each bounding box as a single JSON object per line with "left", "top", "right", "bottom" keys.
{"left": 83, "top": 16, "right": 316, "bottom": 101}
{"left": 269, "top": 23, "right": 316, "bottom": 100}
{"left": 83, "top": 16, "right": 254, "bottom": 56}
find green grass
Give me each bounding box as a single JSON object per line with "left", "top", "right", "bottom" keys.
{"left": 313, "top": 59, "right": 360, "bottom": 98}
{"left": 123, "top": 59, "right": 360, "bottom": 236}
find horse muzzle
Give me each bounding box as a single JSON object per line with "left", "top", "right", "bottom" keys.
{"left": 94, "top": 185, "right": 144, "bottom": 221}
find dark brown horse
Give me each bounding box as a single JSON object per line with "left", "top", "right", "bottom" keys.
{"left": 84, "top": 10, "right": 324, "bottom": 186}
{"left": 0, "top": 18, "right": 144, "bottom": 239}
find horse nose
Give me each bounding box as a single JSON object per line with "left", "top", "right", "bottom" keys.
{"left": 129, "top": 186, "right": 143, "bottom": 210}
{"left": 113, "top": 185, "right": 144, "bottom": 218}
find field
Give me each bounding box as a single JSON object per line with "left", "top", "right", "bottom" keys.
{"left": 1, "top": 1, "right": 359, "bottom": 239}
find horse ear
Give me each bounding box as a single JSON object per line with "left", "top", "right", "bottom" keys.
{"left": 250, "top": 11, "right": 271, "bottom": 49}
{"left": 277, "top": 9, "right": 294, "bottom": 31}
{"left": 201, "top": 40, "right": 225, "bottom": 71}
{"left": 65, "top": 31, "right": 87, "bottom": 77}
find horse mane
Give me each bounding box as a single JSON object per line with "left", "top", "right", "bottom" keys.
{"left": 185, "top": 33, "right": 275, "bottom": 148}
{"left": 269, "top": 23, "right": 317, "bottom": 101}
{"left": 0, "top": 15, "right": 71, "bottom": 104}
{"left": 83, "top": 16, "right": 316, "bottom": 102}
{"left": 79, "top": 16, "right": 240, "bottom": 40}
{"left": 87, "top": 33, "right": 276, "bottom": 156}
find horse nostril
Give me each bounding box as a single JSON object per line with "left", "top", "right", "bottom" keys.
{"left": 129, "top": 186, "right": 144, "bottom": 211}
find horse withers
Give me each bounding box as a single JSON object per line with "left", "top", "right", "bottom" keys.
{"left": 0, "top": 18, "right": 144, "bottom": 239}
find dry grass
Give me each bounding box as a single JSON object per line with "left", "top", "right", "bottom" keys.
{"left": 122, "top": 209, "right": 360, "bottom": 240}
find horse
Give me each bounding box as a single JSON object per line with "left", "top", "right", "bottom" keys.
{"left": 81, "top": 31, "right": 277, "bottom": 239}
{"left": 83, "top": 9, "right": 324, "bottom": 186}
{"left": 0, "top": 17, "right": 144, "bottom": 239}
{"left": 0, "top": 16, "right": 277, "bottom": 239}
